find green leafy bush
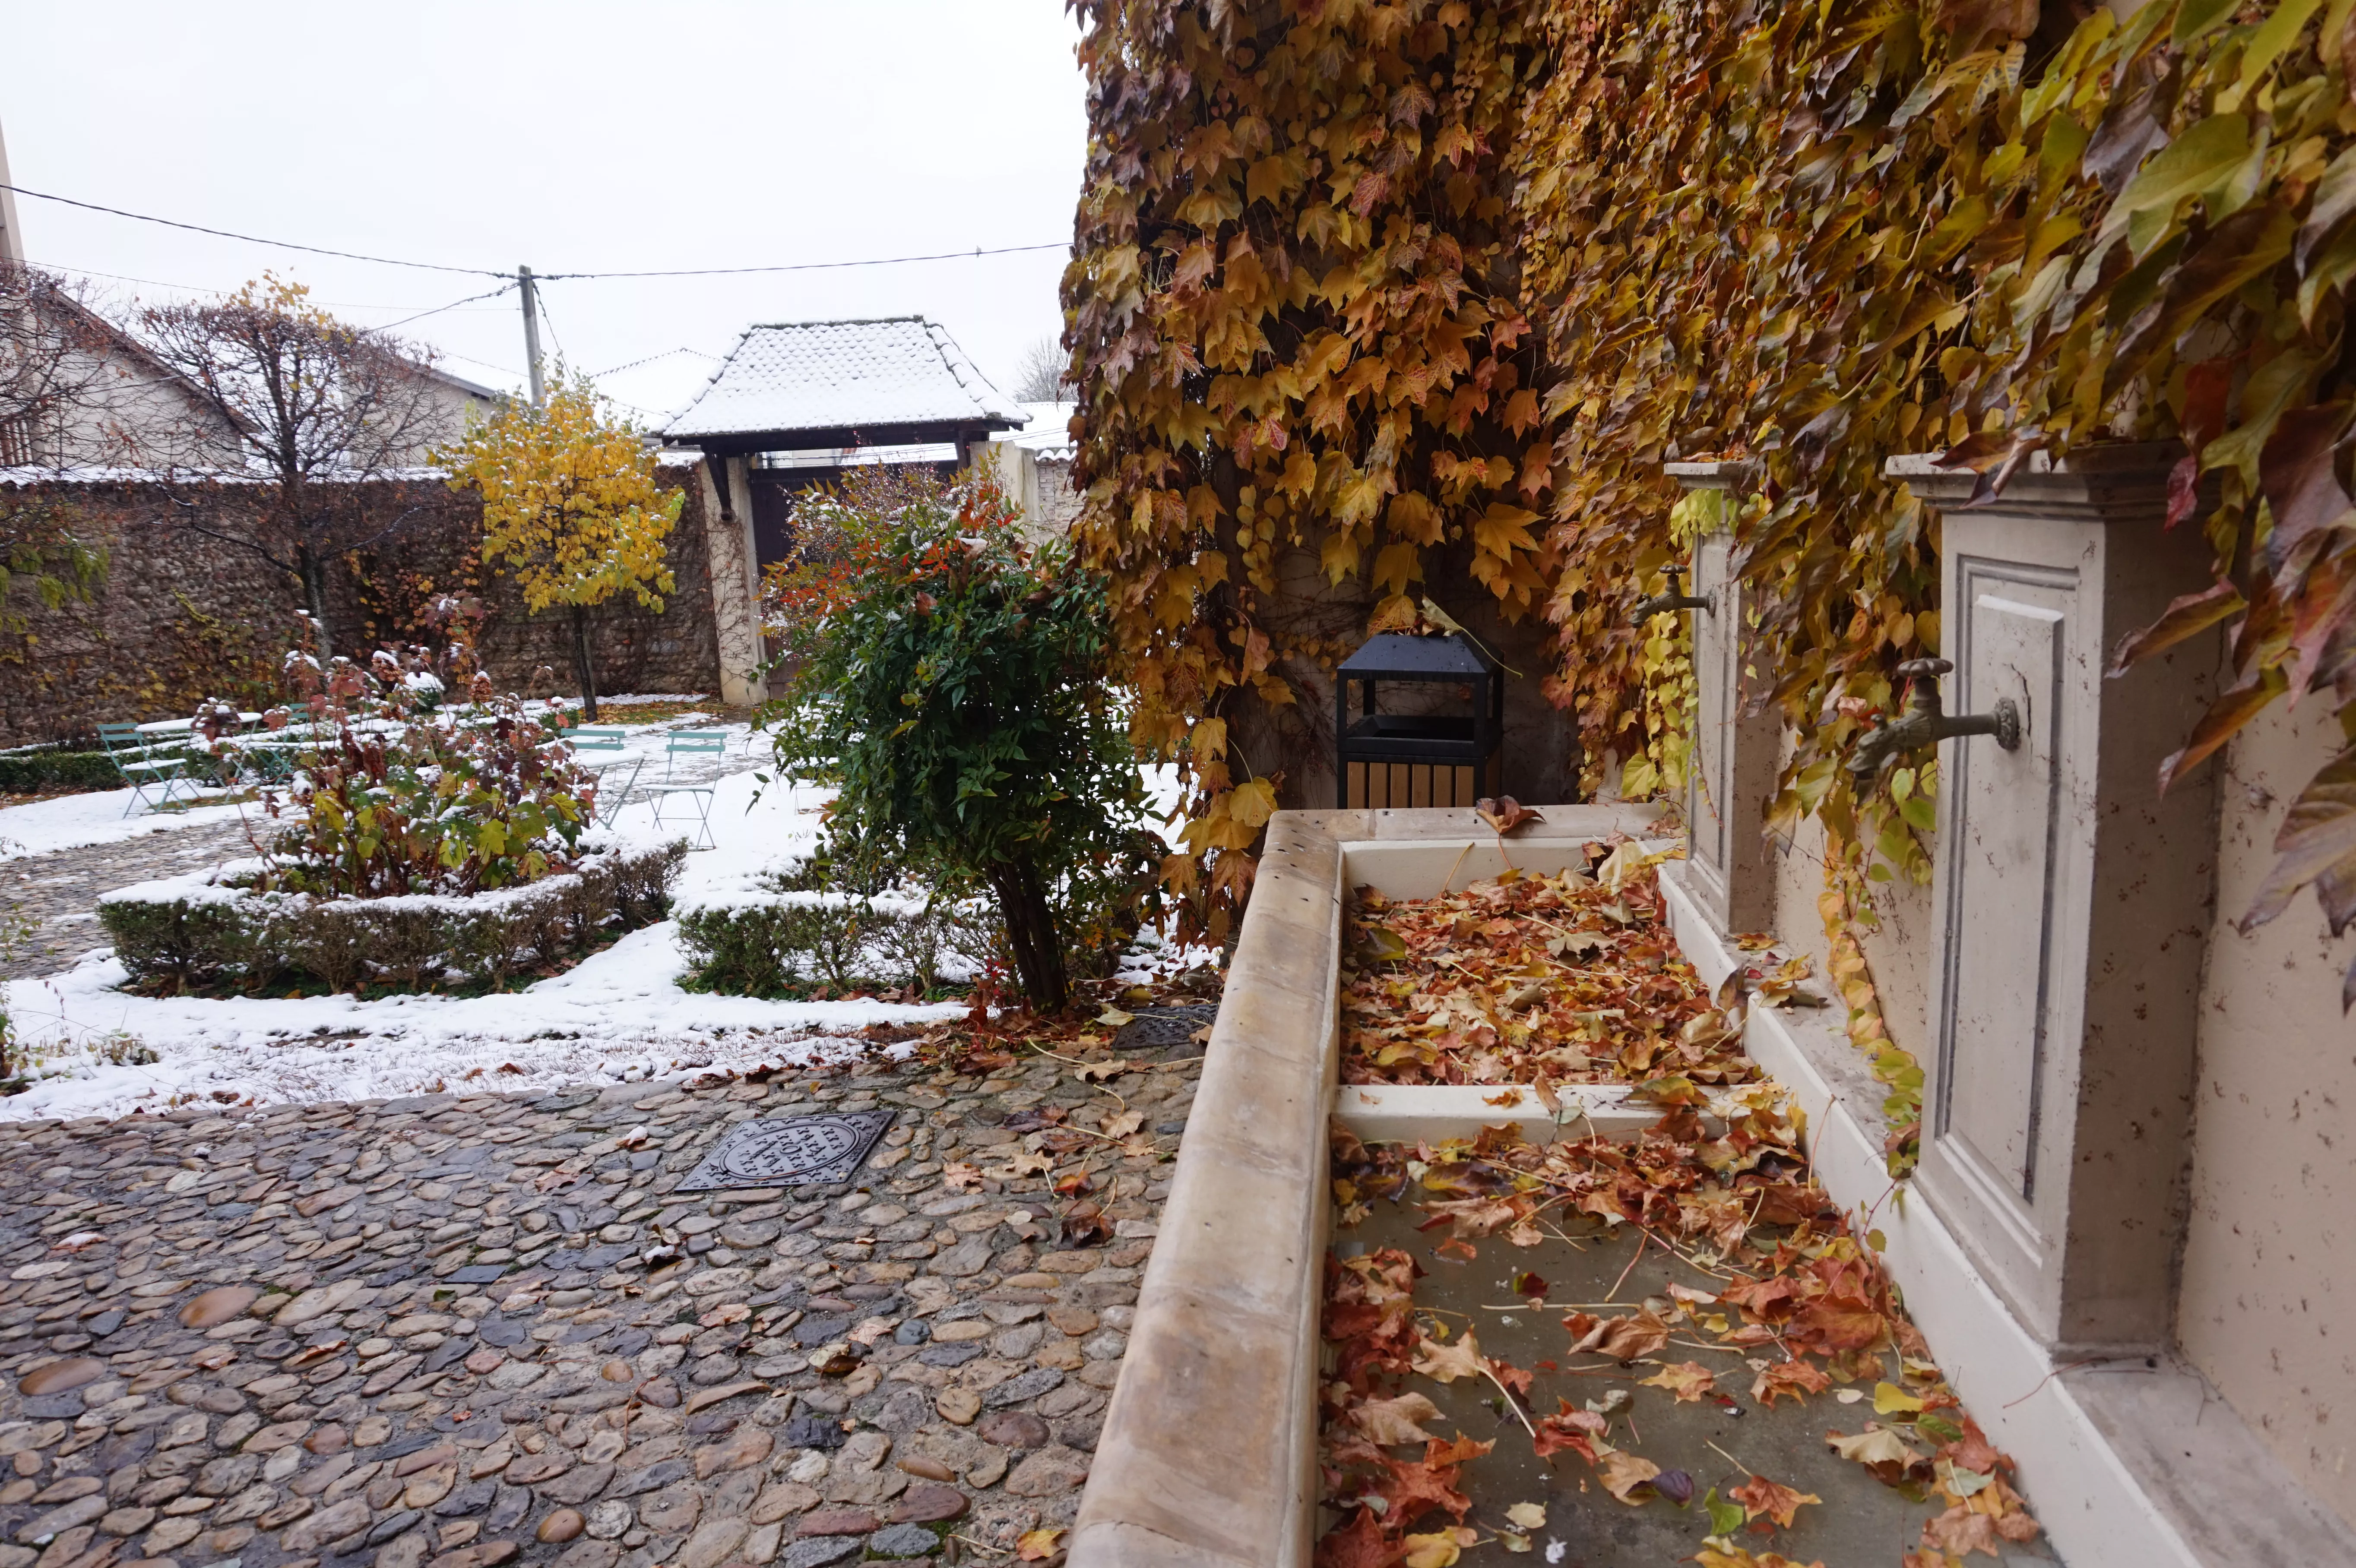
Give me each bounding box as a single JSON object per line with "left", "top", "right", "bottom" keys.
{"left": 760, "top": 467, "right": 1155, "bottom": 1011}
{"left": 676, "top": 891, "right": 961, "bottom": 998}
{"left": 249, "top": 648, "right": 595, "bottom": 897}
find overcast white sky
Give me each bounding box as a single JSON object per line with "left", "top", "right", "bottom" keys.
{"left": 3, "top": 1, "right": 1087, "bottom": 424}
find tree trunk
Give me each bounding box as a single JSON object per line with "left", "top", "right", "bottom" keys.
{"left": 569, "top": 603, "right": 600, "bottom": 723}
{"left": 986, "top": 857, "right": 1068, "bottom": 1014}
{"left": 298, "top": 545, "right": 335, "bottom": 663}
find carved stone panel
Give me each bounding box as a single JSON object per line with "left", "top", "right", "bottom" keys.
{"left": 1664, "top": 462, "right": 1777, "bottom": 935}
{"left": 1893, "top": 446, "right": 2220, "bottom": 1355}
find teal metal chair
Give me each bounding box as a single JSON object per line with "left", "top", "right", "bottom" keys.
{"left": 568, "top": 726, "right": 645, "bottom": 826}
{"left": 646, "top": 731, "right": 729, "bottom": 849}
{"left": 95, "top": 723, "right": 194, "bottom": 816}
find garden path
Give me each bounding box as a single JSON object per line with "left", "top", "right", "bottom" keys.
{"left": 0, "top": 1023, "right": 1207, "bottom": 1568}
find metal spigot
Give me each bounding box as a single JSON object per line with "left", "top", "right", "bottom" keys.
{"left": 1632, "top": 565, "right": 1713, "bottom": 625}
{"left": 1846, "top": 658, "right": 2022, "bottom": 783}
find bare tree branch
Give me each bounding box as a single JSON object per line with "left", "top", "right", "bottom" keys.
{"left": 130, "top": 275, "right": 465, "bottom": 657}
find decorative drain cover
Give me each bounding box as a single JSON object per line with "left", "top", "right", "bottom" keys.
{"left": 675, "top": 1111, "right": 896, "bottom": 1191}
{"left": 1113, "top": 1004, "right": 1219, "bottom": 1052}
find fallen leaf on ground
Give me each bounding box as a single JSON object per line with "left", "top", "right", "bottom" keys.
{"left": 1016, "top": 1526, "right": 1067, "bottom": 1561}
{"left": 1411, "top": 1328, "right": 1485, "bottom": 1383}
{"left": 1403, "top": 1527, "right": 1476, "bottom": 1568}
{"left": 1694, "top": 1549, "right": 1828, "bottom": 1568}
{"left": 943, "top": 1162, "right": 983, "bottom": 1192}
{"left": 1640, "top": 1361, "right": 1716, "bottom": 1401}
{"left": 1729, "top": 1473, "right": 1821, "bottom": 1529}
{"left": 1597, "top": 1449, "right": 1662, "bottom": 1503}
{"left": 1102, "top": 1109, "right": 1144, "bottom": 1138}
{"left": 1074, "top": 1060, "right": 1128, "bottom": 1082}
{"left": 1874, "top": 1379, "right": 1927, "bottom": 1415}
{"left": 1751, "top": 1359, "right": 1831, "bottom": 1406}
{"left": 1569, "top": 1309, "right": 1670, "bottom": 1361}
{"left": 1354, "top": 1392, "right": 1446, "bottom": 1445}
{"left": 1094, "top": 1008, "right": 1135, "bottom": 1027}
{"left": 1504, "top": 1502, "right": 1546, "bottom": 1530}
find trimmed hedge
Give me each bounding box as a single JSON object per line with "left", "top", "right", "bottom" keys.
{"left": 0, "top": 749, "right": 132, "bottom": 794}
{"left": 675, "top": 891, "right": 969, "bottom": 997}
{"left": 99, "top": 834, "right": 686, "bottom": 994}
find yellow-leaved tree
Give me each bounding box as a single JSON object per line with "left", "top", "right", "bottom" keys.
{"left": 439, "top": 372, "right": 679, "bottom": 721}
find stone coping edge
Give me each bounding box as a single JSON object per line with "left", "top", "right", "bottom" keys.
{"left": 1069, "top": 803, "right": 1665, "bottom": 1567}
{"left": 1658, "top": 862, "right": 2356, "bottom": 1568}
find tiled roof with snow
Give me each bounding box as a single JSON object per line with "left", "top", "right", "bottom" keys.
{"left": 662, "top": 317, "right": 1026, "bottom": 442}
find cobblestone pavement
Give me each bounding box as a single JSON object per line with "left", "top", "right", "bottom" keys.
{"left": 3, "top": 824, "right": 256, "bottom": 983}
{"left": 0, "top": 1029, "right": 1204, "bottom": 1568}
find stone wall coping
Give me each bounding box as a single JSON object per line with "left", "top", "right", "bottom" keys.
{"left": 1068, "top": 803, "right": 1662, "bottom": 1568}
{"left": 1662, "top": 458, "right": 1760, "bottom": 490}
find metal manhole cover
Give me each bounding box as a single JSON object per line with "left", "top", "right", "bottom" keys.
{"left": 1112, "top": 1004, "right": 1219, "bottom": 1052}
{"left": 675, "top": 1111, "right": 896, "bottom": 1192}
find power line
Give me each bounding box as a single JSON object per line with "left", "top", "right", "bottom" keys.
{"left": 2, "top": 182, "right": 503, "bottom": 276}
{"left": 377, "top": 282, "right": 516, "bottom": 332}
{"left": 588, "top": 345, "right": 723, "bottom": 379}
{"left": 538, "top": 243, "right": 1069, "bottom": 280}
{"left": 3, "top": 180, "right": 1066, "bottom": 282}
{"left": 20, "top": 256, "right": 516, "bottom": 314}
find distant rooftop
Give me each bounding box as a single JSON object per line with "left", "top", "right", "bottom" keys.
{"left": 662, "top": 317, "right": 1026, "bottom": 453}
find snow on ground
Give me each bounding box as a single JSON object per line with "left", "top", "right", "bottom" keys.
{"left": 1, "top": 769, "right": 968, "bottom": 1121}
{"left": 0, "top": 787, "right": 257, "bottom": 862}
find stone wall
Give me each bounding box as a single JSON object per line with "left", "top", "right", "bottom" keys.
{"left": 0, "top": 470, "right": 723, "bottom": 747}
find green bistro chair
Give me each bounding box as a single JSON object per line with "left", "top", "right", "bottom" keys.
{"left": 95, "top": 723, "right": 195, "bottom": 817}
{"left": 568, "top": 726, "right": 646, "bottom": 826}
{"left": 646, "top": 731, "right": 729, "bottom": 850}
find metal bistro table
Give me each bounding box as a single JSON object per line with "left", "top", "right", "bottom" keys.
{"left": 1333, "top": 631, "right": 1504, "bottom": 809}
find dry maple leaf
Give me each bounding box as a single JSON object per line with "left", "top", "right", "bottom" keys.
{"left": 1014, "top": 1526, "right": 1066, "bottom": 1561}
{"left": 1596, "top": 1448, "right": 1661, "bottom": 1504}
{"left": 1410, "top": 1328, "right": 1485, "bottom": 1383}
{"left": 942, "top": 1161, "right": 983, "bottom": 1192}
{"left": 1474, "top": 796, "right": 1542, "bottom": 835}
{"left": 1568, "top": 1308, "right": 1670, "bottom": 1361}
{"left": 1921, "top": 1504, "right": 2001, "bottom": 1558}
{"left": 1729, "top": 1473, "right": 1822, "bottom": 1529}
{"left": 1352, "top": 1391, "right": 1445, "bottom": 1446}
{"left": 1750, "top": 1358, "right": 1831, "bottom": 1406}
{"left": 1637, "top": 1361, "right": 1716, "bottom": 1402}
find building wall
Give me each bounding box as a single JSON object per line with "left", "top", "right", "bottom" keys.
{"left": 0, "top": 471, "right": 724, "bottom": 746}
{"left": 2179, "top": 696, "right": 2356, "bottom": 1524}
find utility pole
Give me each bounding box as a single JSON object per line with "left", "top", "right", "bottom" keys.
{"left": 518, "top": 264, "right": 545, "bottom": 405}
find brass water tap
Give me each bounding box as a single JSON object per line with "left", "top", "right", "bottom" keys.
{"left": 1632, "top": 565, "right": 1712, "bottom": 625}
{"left": 1846, "top": 658, "right": 2022, "bottom": 783}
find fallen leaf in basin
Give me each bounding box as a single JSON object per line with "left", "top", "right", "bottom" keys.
{"left": 1403, "top": 1527, "right": 1476, "bottom": 1568}
{"left": 1504, "top": 1502, "right": 1546, "bottom": 1530}
{"left": 1921, "top": 1504, "right": 2001, "bottom": 1558}
{"left": 1694, "top": 1549, "right": 1827, "bottom": 1568}
{"left": 1411, "top": 1328, "right": 1485, "bottom": 1383}
{"left": 1568, "top": 1308, "right": 1669, "bottom": 1361}
{"left": 1729, "top": 1473, "right": 1821, "bottom": 1529}
{"left": 1474, "top": 795, "right": 1542, "bottom": 835}
{"left": 1826, "top": 1424, "right": 1930, "bottom": 1483}
{"left": 1874, "top": 1379, "right": 1927, "bottom": 1415}
{"left": 1353, "top": 1392, "right": 1446, "bottom": 1445}
{"left": 1596, "top": 1448, "right": 1661, "bottom": 1504}
{"left": 1639, "top": 1361, "right": 1716, "bottom": 1401}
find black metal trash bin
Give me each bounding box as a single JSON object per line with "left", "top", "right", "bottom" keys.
{"left": 1333, "top": 632, "right": 1503, "bottom": 809}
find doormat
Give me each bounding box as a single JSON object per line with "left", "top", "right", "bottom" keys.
{"left": 674, "top": 1110, "right": 897, "bottom": 1192}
